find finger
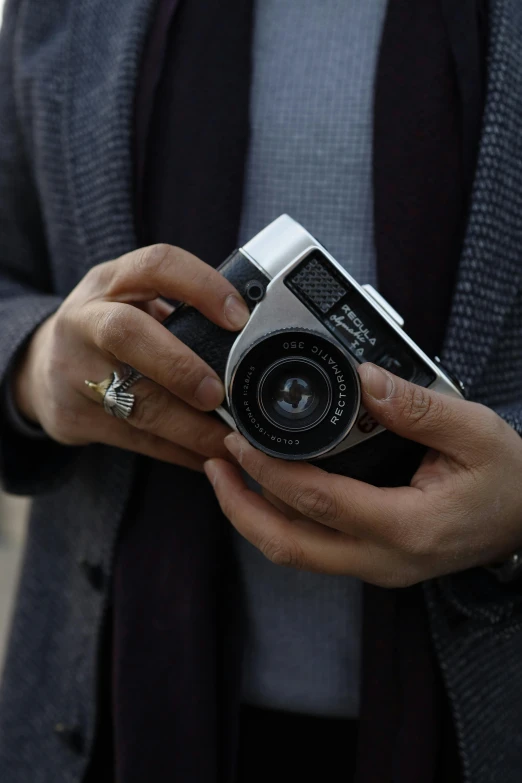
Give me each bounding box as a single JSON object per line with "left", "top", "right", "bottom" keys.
{"left": 223, "top": 432, "right": 417, "bottom": 542}
{"left": 84, "top": 376, "right": 232, "bottom": 459}
{"left": 205, "top": 459, "right": 419, "bottom": 586}
{"left": 262, "top": 489, "right": 299, "bottom": 519}
{"left": 139, "top": 298, "right": 175, "bottom": 321}
{"left": 102, "top": 419, "right": 206, "bottom": 471}
{"left": 67, "top": 401, "right": 207, "bottom": 470}
{"left": 358, "top": 363, "right": 499, "bottom": 466}
{"left": 90, "top": 244, "right": 250, "bottom": 331}
{"left": 82, "top": 300, "right": 225, "bottom": 410}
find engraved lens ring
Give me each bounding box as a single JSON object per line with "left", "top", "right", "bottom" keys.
{"left": 258, "top": 357, "right": 332, "bottom": 433}
{"left": 229, "top": 330, "right": 360, "bottom": 460}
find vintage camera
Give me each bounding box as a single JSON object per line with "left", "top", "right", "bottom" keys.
{"left": 164, "top": 215, "right": 464, "bottom": 470}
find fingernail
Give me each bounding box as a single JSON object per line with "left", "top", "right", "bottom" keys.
{"left": 204, "top": 460, "right": 218, "bottom": 487}
{"left": 224, "top": 432, "right": 246, "bottom": 462}
{"left": 195, "top": 376, "right": 224, "bottom": 409}
{"left": 360, "top": 363, "right": 394, "bottom": 400}
{"left": 224, "top": 295, "right": 250, "bottom": 329}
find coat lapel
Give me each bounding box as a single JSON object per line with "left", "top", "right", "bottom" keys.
{"left": 64, "top": 0, "right": 157, "bottom": 277}
{"left": 443, "top": 0, "right": 522, "bottom": 394}
{"left": 61, "top": 0, "right": 160, "bottom": 633}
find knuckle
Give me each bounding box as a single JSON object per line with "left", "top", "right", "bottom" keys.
{"left": 247, "top": 457, "right": 270, "bottom": 487}
{"left": 294, "top": 485, "right": 340, "bottom": 524}
{"left": 131, "top": 387, "right": 169, "bottom": 432}
{"left": 192, "top": 430, "right": 222, "bottom": 457}
{"left": 390, "top": 507, "right": 440, "bottom": 558}
{"left": 187, "top": 260, "right": 216, "bottom": 297}
{"left": 185, "top": 418, "right": 227, "bottom": 457}
{"left": 260, "top": 534, "right": 306, "bottom": 570}
{"left": 133, "top": 244, "right": 173, "bottom": 279}
{"left": 395, "top": 385, "right": 442, "bottom": 430}
{"left": 357, "top": 540, "right": 427, "bottom": 589}
{"left": 160, "top": 351, "right": 201, "bottom": 394}
{"left": 93, "top": 305, "right": 129, "bottom": 354}
{"left": 396, "top": 527, "right": 434, "bottom": 558}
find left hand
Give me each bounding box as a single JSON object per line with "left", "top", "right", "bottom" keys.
{"left": 204, "top": 363, "right": 522, "bottom": 587}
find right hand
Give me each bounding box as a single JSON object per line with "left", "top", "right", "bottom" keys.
{"left": 13, "top": 244, "right": 251, "bottom": 472}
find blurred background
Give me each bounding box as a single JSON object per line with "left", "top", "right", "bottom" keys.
{"left": 0, "top": 495, "right": 28, "bottom": 676}
{"left": 0, "top": 0, "right": 30, "bottom": 681}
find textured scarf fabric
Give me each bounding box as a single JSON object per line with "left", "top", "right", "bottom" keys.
{"left": 105, "top": 1, "right": 487, "bottom": 781}
{"left": 115, "top": 5, "right": 254, "bottom": 782}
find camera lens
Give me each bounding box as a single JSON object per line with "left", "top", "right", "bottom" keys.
{"left": 229, "top": 330, "right": 360, "bottom": 460}
{"left": 259, "top": 358, "right": 331, "bottom": 431}
{"left": 275, "top": 375, "right": 315, "bottom": 417}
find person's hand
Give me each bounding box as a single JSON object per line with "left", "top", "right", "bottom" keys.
{"left": 13, "top": 244, "right": 250, "bottom": 471}
{"left": 205, "top": 363, "right": 522, "bottom": 586}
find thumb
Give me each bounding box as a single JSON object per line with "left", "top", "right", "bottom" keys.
{"left": 357, "top": 362, "right": 488, "bottom": 462}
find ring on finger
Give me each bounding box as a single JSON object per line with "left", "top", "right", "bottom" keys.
{"left": 85, "top": 366, "right": 143, "bottom": 419}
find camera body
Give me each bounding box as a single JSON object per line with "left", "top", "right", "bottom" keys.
{"left": 164, "top": 215, "right": 464, "bottom": 468}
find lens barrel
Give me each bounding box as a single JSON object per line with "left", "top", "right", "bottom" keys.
{"left": 229, "top": 330, "right": 360, "bottom": 459}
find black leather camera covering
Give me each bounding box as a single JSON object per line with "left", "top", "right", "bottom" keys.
{"left": 162, "top": 250, "right": 270, "bottom": 381}
{"left": 314, "top": 430, "right": 426, "bottom": 485}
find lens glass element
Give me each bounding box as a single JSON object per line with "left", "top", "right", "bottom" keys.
{"left": 260, "top": 358, "right": 331, "bottom": 432}
{"left": 274, "top": 375, "right": 316, "bottom": 418}
{"left": 229, "top": 330, "right": 360, "bottom": 460}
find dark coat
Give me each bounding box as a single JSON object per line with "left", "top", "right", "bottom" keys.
{"left": 0, "top": 0, "right": 521, "bottom": 781}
